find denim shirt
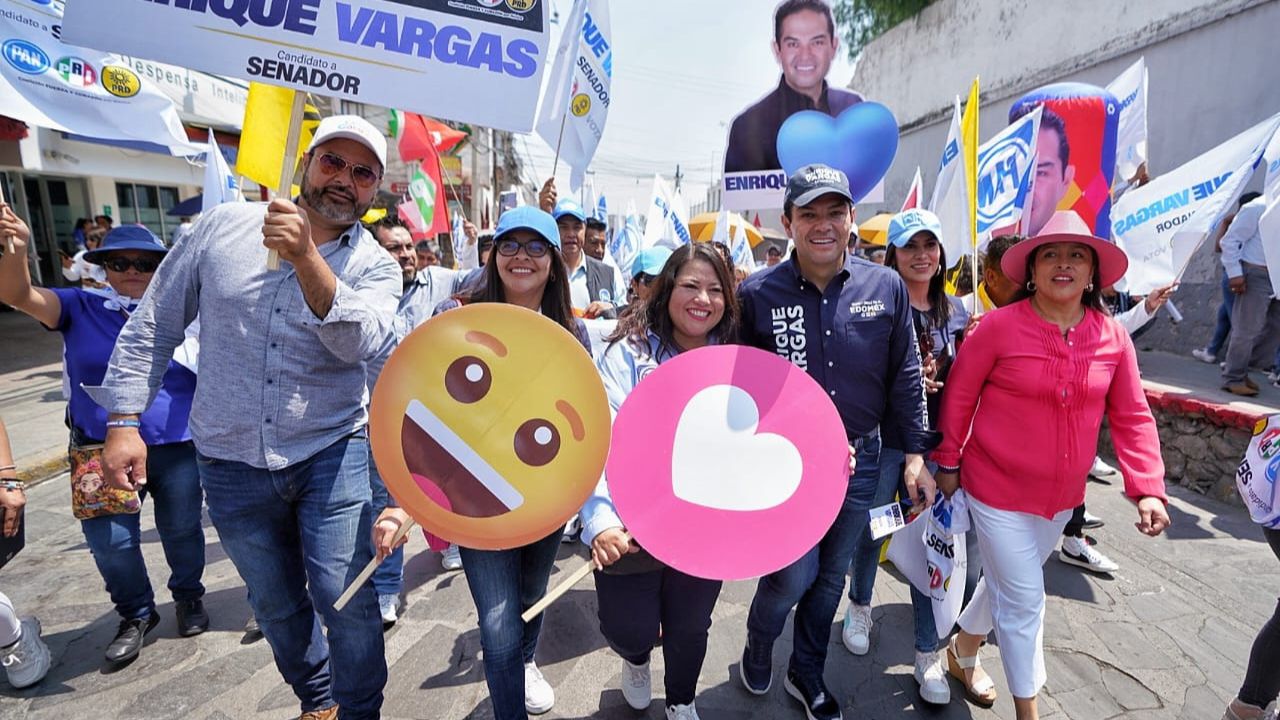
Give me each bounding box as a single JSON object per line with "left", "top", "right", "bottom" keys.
{"left": 737, "top": 254, "right": 936, "bottom": 454}
{"left": 84, "top": 202, "right": 402, "bottom": 470}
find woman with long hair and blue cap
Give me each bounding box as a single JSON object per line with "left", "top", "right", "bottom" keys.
{"left": 375, "top": 206, "right": 586, "bottom": 720}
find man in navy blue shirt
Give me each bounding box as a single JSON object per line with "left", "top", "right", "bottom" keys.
{"left": 737, "top": 164, "right": 936, "bottom": 720}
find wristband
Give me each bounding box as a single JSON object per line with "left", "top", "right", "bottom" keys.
{"left": 106, "top": 419, "right": 141, "bottom": 429}
{"left": 0, "top": 465, "right": 14, "bottom": 472}
{"left": 0, "top": 480, "right": 24, "bottom": 492}
{"left": 936, "top": 463, "right": 960, "bottom": 474}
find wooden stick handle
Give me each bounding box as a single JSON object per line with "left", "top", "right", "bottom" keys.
{"left": 267, "top": 91, "right": 308, "bottom": 271}
{"left": 521, "top": 556, "right": 595, "bottom": 624}
{"left": 333, "top": 516, "right": 416, "bottom": 612}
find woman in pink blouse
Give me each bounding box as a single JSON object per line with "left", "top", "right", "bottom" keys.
{"left": 932, "top": 213, "right": 1171, "bottom": 720}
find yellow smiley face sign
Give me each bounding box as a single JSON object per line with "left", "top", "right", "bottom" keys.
{"left": 370, "top": 304, "right": 611, "bottom": 550}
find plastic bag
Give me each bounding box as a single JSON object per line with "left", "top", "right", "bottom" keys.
{"left": 885, "top": 489, "right": 969, "bottom": 637}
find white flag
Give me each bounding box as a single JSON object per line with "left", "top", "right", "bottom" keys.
{"left": 535, "top": 0, "right": 612, "bottom": 192}
{"left": 730, "top": 223, "right": 758, "bottom": 273}
{"left": 201, "top": 134, "right": 240, "bottom": 213}
{"left": 930, "top": 97, "right": 969, "bottom": 262}
{"left": 0, "top": 3, "right": 199, "bottom": 155}
{"left": 453, "top": 212, "right": 478, "bottom": 270}
{"left": 641, "top": 175, "right": 691, "bottom": 250}
{"left": 975, "top": 106, "right": 1041, "bottom": 243}
{"left": 1115, "top": 113, "right": 1280, "bottom": 294}
{"left": 1108, "top": 57, "right": 1149, "bottom": 184}
{"left": 711, "top": 207, "right": 731, "bottom": 246}
{"left": 608, "top": 199, "right": 642, "bottom": 274}
{"left": 1256, "top": 129, "right": 1280, "bottom": 296}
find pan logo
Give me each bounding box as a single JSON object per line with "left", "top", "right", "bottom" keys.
{"left": 55, "top": 56, "right": 96, "bottom": 87}
{"left": 3, "top": 39, "right": 49, "bottom": 75}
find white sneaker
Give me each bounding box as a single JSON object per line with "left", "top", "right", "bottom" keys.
{"left": 1, "top": 618, "right": 51, "bottom": 689}
{"left": 562, "top": 516, "right": 581, "bottom": 543}
{"left": 913, "top": 650, "right": 951, "bottom": 705}
{"left": 666, "top": 701, "right": 701, "bottom": 720}
{"left": 377, "top": 593, "right": 398, "bottom": 625}
{"left": 524, "top": 661, "right": 555, "bottom": 714}
{"left": 441, "top": 544, "right": 463, "bottom": 571}
{"left": 620, "top": 658, "right": 652, "bottom": 710}
{"left": 1059, "top": 536, "right": 1120, "bottom": 574}
{"left": 1089, "top": 456, "right": 1121, "bottom": 480}
{"left": 1192, "top": 348, "right": 1217, "bottom": 364}
{"left": 841, "top": 604, "right": 872, "bottom": 656}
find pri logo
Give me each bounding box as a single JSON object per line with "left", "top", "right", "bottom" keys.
{"left": 3, "top": 39, "right": 50, "bottom": 75}
{"left": 1259, "top": 427, "right": 1280, "bottom": 460}
{"left": 55, "top": 57, "right": 96, "bottom": 87}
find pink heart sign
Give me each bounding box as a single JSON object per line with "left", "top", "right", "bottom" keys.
{"left": 607, "top": 345, "right": 849, "bottom": 581}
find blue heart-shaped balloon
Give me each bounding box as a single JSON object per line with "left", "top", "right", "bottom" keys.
{"left": 776, "top": 102, "right": 900, "bottom": 202}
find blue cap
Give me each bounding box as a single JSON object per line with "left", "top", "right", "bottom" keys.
{"left": 631, "top": 246, "right": 673, "bottom": 279}
{"left": 887, "top": 208, "right": 943, "bottom": 248}
{"left": 495, "top": 206, "right": 561, "bottom": 249}
{"left": 552, "top": 199, "right": 586, "bottom": 222}
{"left": 84, "top": 225, "right": 168, "bottom": 265}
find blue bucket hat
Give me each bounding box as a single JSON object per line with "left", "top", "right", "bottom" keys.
{"left": 84, "top": 225, "right": 168, "bottom": 265}
{"left": 495, "top": 206, "right": 561, "bottom": 250}
{"left": 887, "top": 208, "right": 943, "bottom": 248}
{"left": 631, "top": 246, "right": 673, "bottom": 279}
{"left": 552, "top": 199, "right": 586, "bottom": 222}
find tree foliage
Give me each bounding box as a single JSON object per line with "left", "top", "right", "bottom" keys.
{"left": 832, "top": 0, "right": 934, "bottom": 60}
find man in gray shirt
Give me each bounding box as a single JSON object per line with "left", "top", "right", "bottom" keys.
{"left": 87, "top": 115, "right": 401, "bottom": 720}
{"left": 1220, "top": 195, "right": 1280, "bottom": 396}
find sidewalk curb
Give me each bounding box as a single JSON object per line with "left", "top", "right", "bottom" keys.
{"left": 18, "top": 452, "right": 68, "bottom": 488}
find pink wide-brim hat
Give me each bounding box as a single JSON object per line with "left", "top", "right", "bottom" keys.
{"left": 1001, "top": 211, "right": 1129, "bottom": 288}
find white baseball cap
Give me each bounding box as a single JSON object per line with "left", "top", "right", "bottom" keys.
{"left": 307, "top": 115, "right": 387, "bottom": 169}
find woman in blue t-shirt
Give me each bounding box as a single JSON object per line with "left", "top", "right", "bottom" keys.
{"left": 0, "top": 206, "right": 206, "bottom": 668}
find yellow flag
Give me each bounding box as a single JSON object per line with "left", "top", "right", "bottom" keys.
{"left": 236, "top": 83, "right": 321, "bottom": 191}
{"left": 960, "top": 77, "right": 980, "bottom": 254}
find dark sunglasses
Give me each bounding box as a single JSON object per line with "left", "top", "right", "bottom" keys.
{"left": 315, "top": 152, "right": 381, "bottom": 189}
{"left": 101, "top": 256, "right": 160, "bottom": 273}
{"left": 495, "top": 238, "right": 551, "bottom": 258}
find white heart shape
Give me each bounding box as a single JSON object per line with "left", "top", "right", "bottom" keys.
{"left": 671, "top": 384, "right": 803, "bottom": 512}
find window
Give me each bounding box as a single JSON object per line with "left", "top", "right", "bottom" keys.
{"left": 115, "top": 182, "right": 181, "bottom": 242}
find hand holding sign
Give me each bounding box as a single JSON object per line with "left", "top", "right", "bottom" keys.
{"left": 262, "top": 197, "right": 314, "bottom": 265}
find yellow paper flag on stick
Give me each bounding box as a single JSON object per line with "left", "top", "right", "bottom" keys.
{"left": 236, "top": 83, "right": 321, "bottom": 191}
{"left": 960, "top": 77, "right": 981, "bottom": 315}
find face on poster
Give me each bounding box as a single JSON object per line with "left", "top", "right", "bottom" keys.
{"left": 606, "top": 345, "right": 849, "bottom": 581}
{"left": 721, "top": 0, "right": 864, "bottom": 211}
{"left": 1010, "top": 84, "right": 1119, "bottom": 239}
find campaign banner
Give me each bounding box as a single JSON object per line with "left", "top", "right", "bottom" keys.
{"left": 641, "top": 174, "right": 690, "bottom": 250}
{"left": 62, "top": 0, "right": 552, "bottom": 133}
{"left": 1009, "top": 83, "right": 1120, "bottom": 239}
{"left": 534, "top": 0, "right": 611, "bottom": 192}
{"left": 975, "top": 105, "right": 1041, "bottom": 240}
{"left": 0, "top": 0, "right": 199, "bottom": 154}
{"left": 1108, "top": 57, "right": 1148, "bottom": 185}
{"left": 1236, "top": 415, "right": 1280, "bottom": 529}
{"left": 1114, "top": 114, "right": 1280, "bottom": 294}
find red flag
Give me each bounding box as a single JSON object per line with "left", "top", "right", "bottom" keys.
{"left": 900, "top": 167, "right": 923, "bottom": 212}
{"left": 752, "top": 212, "right": 762, "bottom": 229}
{"left": 398, "top": 112, "right": 467, "bottom": 162}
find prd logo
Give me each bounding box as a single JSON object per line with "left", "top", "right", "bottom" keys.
{"left": 570, "top": 93, "right": 590, "bottom": 117}
{"left": 56, "top": 56, "right": 96, "bottom": 87}
{"left": 3, "top": 39, "right": 50, "bottom": 75}
{"left": 506, "top": 0, "right": 536, "bottom": 12}
{"left": 101, "top": 66, "right": 140, "bottom": 98}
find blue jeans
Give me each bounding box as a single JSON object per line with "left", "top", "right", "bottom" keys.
{"left": 459, "top": 530, "right": 562, "bottom": 720}
{"left": 80, "top": 441, "right": 205, "bottom": 621}
{"left": 367, "top": 450, "right": 404, "bottom": 597}
{"left": 197, "top": 434, "right": 386, "bottom": 719}
{"left": 1208, "top": 272, "right": 1235, "bottom": 356}
{"left": 747, "top": 433, "right": 882, "bottom": 681}
{"left": 846, "top": 446, "right": 938, "bottom": 652}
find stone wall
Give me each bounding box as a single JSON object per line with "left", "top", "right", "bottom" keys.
{"left": 1097, "top": 390, "right": 1255, "bottom": 502}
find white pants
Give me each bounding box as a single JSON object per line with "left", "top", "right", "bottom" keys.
{"left": 957, "top": 496, "right": 1072, "bottom": 699}
{"left": 0, "top": 591, "right": 18, "bottom": 646}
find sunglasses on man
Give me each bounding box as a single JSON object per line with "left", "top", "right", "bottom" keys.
{"left": 100, "top": 256, "right": 161, "bottom": 273}
{"left": 495, "top": 238, "right": 552, "bottom": 258}
{"left": 315, "top": 152, "right": 381, "bottom": 189}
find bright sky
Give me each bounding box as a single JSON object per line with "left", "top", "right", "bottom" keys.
{"left": 517, "top": 0, "right": 858, "bottom": 219}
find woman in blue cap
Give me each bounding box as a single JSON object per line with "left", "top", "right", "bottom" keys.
{"left": 581, "top": 242, "right": 739, "bottom": 720}
{"left": 374, "top": 206, "right": 583, "bottom": 720}
{"left": 0, "top": 207, "right": 207, "bottom": 667}
{"left": 841, "top": 208, "right": 970, "bottom": 706}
